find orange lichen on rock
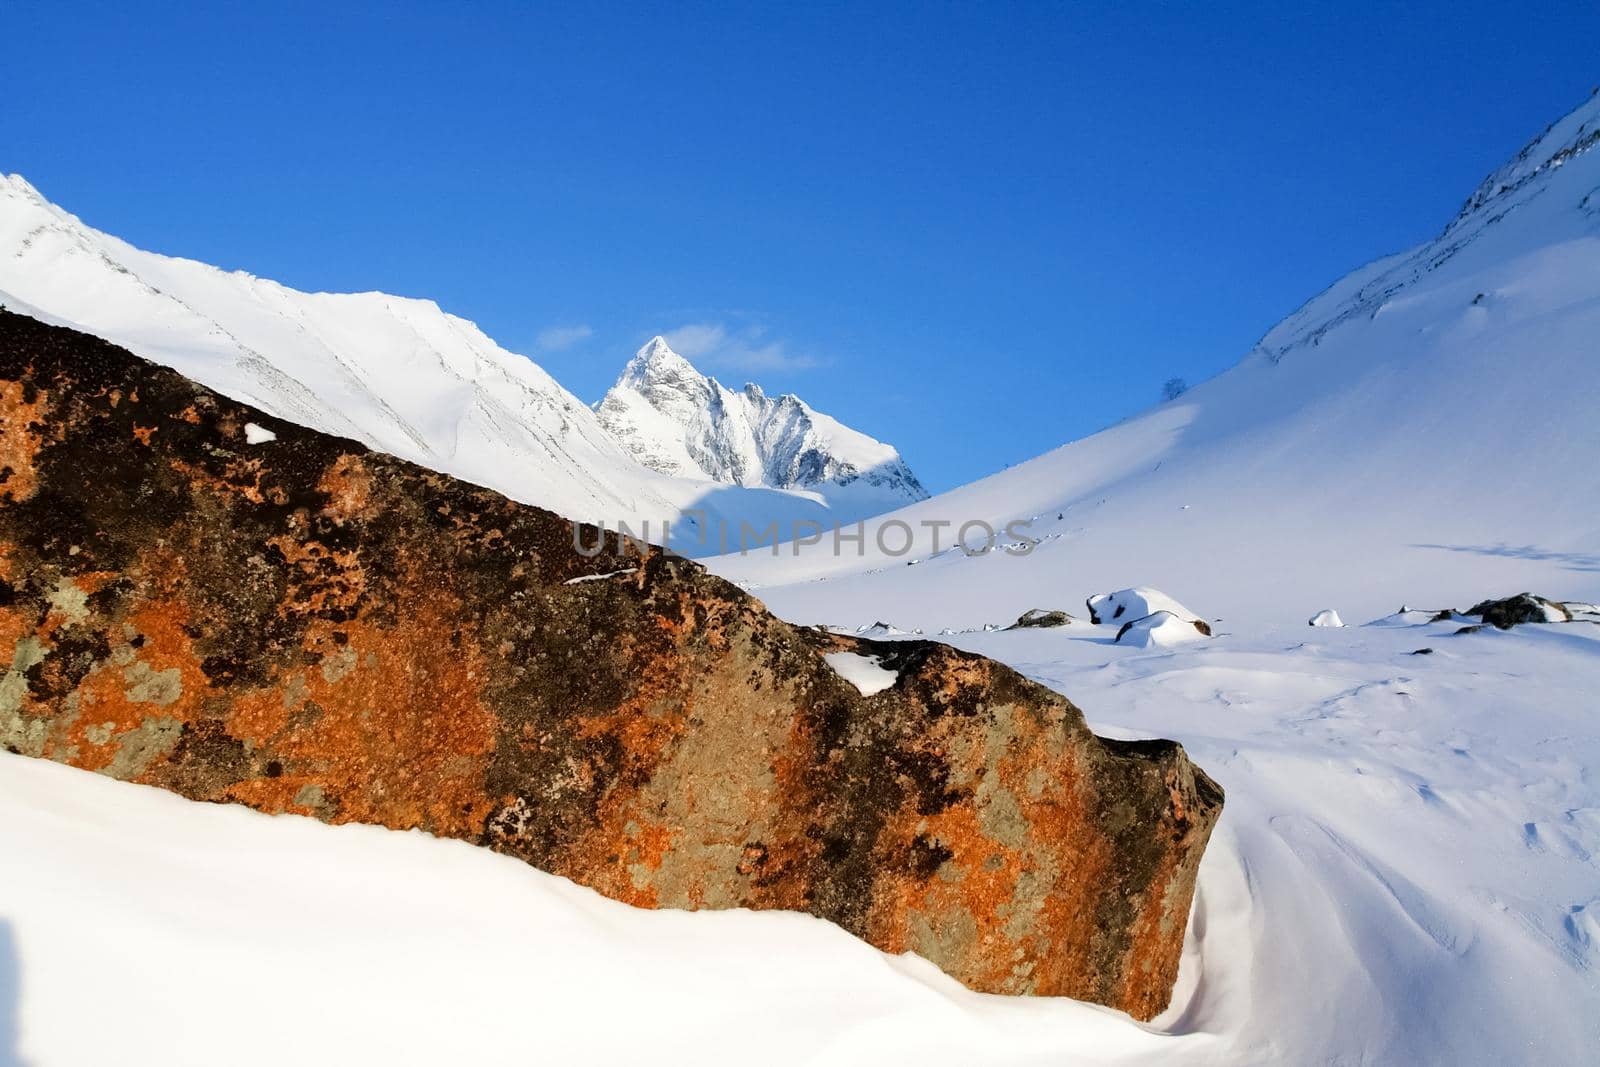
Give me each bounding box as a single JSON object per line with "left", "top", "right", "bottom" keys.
{"left": 0, "top": 308, "right": 1222, "bottom": 1021}
{"left": 0, "top": 377, "right": 54, "bottom": 503}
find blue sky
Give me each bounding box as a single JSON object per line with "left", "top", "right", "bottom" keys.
{"left": 5, "top": 2, "right": 1598, "bottom": 491}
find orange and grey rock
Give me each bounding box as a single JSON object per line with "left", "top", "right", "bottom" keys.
{"left": 0, "top": 309, "right": 1222, "bottom": 1020}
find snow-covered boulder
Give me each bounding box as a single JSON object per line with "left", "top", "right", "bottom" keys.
{"left": 1088, "top": 588, "right": 1212, "bottom": 641}
{"left": 1115, "top": 611, "right": 1210, "bottom": 648}
{"left": 1009, "top": 608, "right": 1074, "bottom": 629}
{"left": 1087, "top": 587, "right": 1203, "bottom": 626}
{"left": 1465, "top": 593, "right": 1572, "bottom": 630}
{"left": 1308, "top": 609, "right": 1345, "bottom": 628}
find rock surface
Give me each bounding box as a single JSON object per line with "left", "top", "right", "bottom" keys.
{"left": 0, "top": 310, "right": 1222, "bottom": 1020}
{"left": 1010, "top": 608, "right": 1074, "bottom": 629}
{"left": 1465, "top": 593, "right": 1571, "bottom": 629}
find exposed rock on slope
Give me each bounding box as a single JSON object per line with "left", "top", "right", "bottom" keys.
{"left": 0, "top": 310, "right": 1220, "bottom": 1020}
{"left": 1465, "top": 593, "right": 1571, "bottom": 629}
{"left": 1010, "top": 608, "right": 1074, "bottom": 629}
{"left": 595, "top": 336, "right": 927, "bottom": 521}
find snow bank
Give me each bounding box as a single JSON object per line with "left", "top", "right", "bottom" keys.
{"left": 0, "top": 753, "right": 1182, "bottom": 1067}
{"left": 1308, "top": 609, "right": 1345, "bottom": 627}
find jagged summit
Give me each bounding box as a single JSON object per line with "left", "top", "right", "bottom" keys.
{"left": 620, "top": 335, "right": 698, "bottom": 386}
{"left": 594, "top": 335, "right": 927, "bottom": 520}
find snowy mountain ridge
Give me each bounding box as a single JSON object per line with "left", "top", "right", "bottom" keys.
{"left": 1255, "top": 89, "right": 1600, "bottom": 364}
{"left": 714, "top": 90, "right": 1600, "bottom": 628}
{"left": 595, "top": 335, "right": 927, "bottom": 519}
{"left": 0, "top": 174, "right": 913, "bottom": 542}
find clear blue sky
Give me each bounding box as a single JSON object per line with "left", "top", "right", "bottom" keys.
{"left": 5, "top": 2, "right": 1597, "bottom": 491}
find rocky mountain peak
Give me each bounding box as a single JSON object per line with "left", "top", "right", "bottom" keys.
{"left": 594, "top": 337, "right": 928, "bottom": 521}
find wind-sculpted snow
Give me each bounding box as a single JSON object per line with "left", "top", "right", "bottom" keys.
{"left": 595, "top": 336, "right": 927, "bottom": 522}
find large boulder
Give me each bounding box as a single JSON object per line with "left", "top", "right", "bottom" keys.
{"left": 1466, "top": 593, "right": 1572, "bottom": 629}
{"left": 0, "top": 311, "right": 1221, "bottom": 1021}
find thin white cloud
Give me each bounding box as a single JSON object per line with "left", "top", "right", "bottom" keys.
{"left": 663, "top": 322, "right": 822, "bottom": 373}
{"left": 536, "top": 324, "right": 593, "bottom": 351}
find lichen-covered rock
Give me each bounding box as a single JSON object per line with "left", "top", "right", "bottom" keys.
{"left": 0, "top": 310, "right": 1222, "bottom": 1020}
{"left": 1465, "top": 593, "right": 1571, "bottom": 629}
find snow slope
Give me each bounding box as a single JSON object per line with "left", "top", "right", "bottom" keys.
{"left": 0, "top": 175, "right": 866, "bottom": 546}
{"left": 711, "top": 92, "right": 1600, "bottom": 628}
{"left": 595, "top": 336, "right": 927, "bottom": 522}
{"left": 4, "top": 615, "right": 1597, "bottom": 1066}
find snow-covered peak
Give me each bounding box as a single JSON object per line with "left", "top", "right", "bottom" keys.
{"left": 620, "top": 335, "right": 703, "bottom": 389}
{"left": 0, "top": 176, "right": 873, "bottom": 545}
{"left": 594, "top": 337, "right": 926, "bottom": 521}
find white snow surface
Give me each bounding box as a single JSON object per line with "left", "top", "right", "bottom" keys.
{"left": 1308, "top": 608, "right": 1345, "bottom": 627}
{"left": 822, "top": 650, "right": 900, "bottom": 695}
{"left": 711, "top": 92, "right": 1600, "bottom": 626}
{"left": 4, "top": 616, "right": 1598, "bottom": 1065}
{"left": 0, "top": 175, "right": 878, "bottom": 550}
{"left": 595, "top": 336, "right": 927, "bottom": 522}
{"left": 1114, "top": 610, "right": 1208, "bottom": 648}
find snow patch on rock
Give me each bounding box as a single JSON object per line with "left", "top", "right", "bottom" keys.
{"left": 823, "top": 651, "right": 899, "bottom": 695}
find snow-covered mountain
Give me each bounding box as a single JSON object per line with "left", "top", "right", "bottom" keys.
{"left": 693, "top": 92, "right": 1600, "bottom": 1064}
{"left": 5, "top": 93, "right": 1600, "bottom": 1067}
{"left": 714, "top": 91, "right": 1600, "bottom": 628}
{"left": 595, "top": 336, "right": 927, "bottom": 521}
{"left": 0, "top": 175, "right": 895, "bottom": 546}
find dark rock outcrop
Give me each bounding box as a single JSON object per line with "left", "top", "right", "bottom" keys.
{"left": 1465, "top": 593, "right": 1571, "bottom": 630}
{"left": 1009, "top": 608, "right": 1074, "bottom": 629}
{"left": 0, "top": 310, "right": 1222, "bottom": 1020}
